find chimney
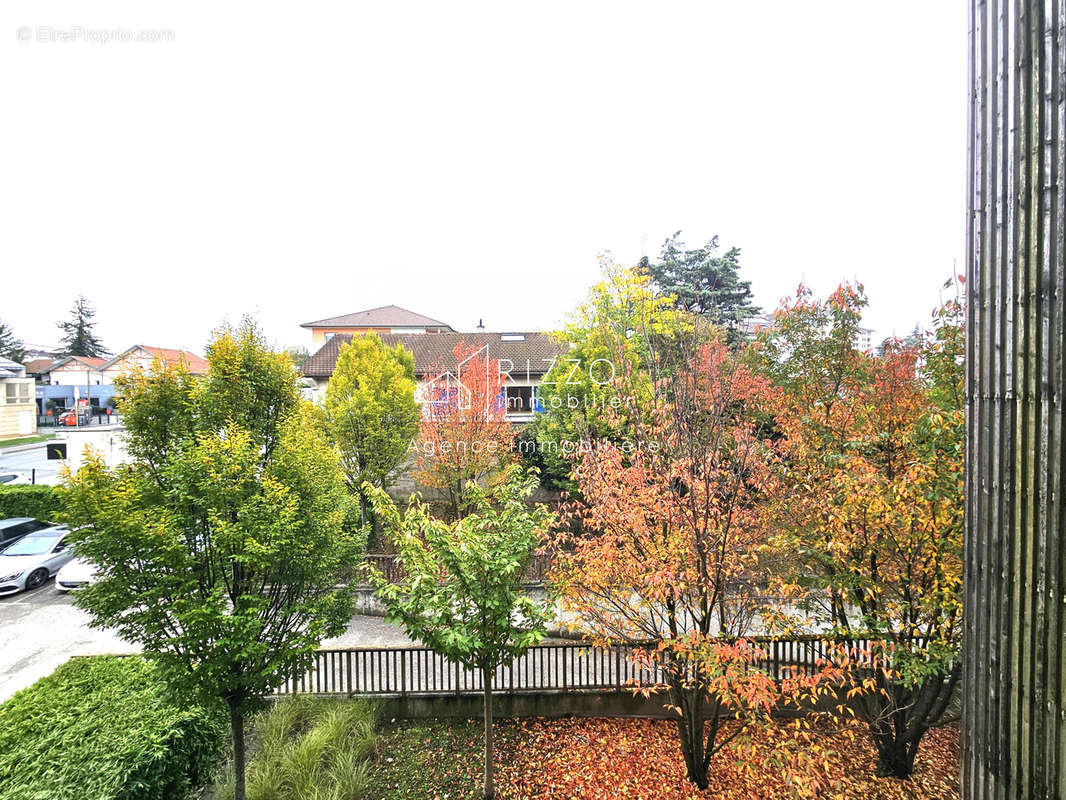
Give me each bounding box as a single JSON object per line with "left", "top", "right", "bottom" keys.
{"left": 476, "top": 318, "right": 485, "bottom": 331}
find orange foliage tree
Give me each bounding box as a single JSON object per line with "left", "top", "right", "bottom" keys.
{"left": 414, "top": 341, "right": 517, "bottom": 518}
{"left": 755, "top": 283, "right": 964, "bottom": 779}
{"left": 551, "top": 331, "right": 829, "bottom": 790}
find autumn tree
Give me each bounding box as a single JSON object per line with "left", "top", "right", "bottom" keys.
{"left": 0, "top": 318, "right": 25, "bottom": 363}
{"left": 528, "top": 259, "right": 681, "bottom": 489}
{"left": 756, "top": 283, "right": 964, "bottom": 779}
{"left": 325, "top": 333, "right": 420, "bottom": 532}
{"left": 414, "top": 340, "right": 515, "bottom": 518}
{"left": 57, "top": 295, "right": 110, "bottom": 358}
{"left": 368, "top": 468, "right": 554, "bottom": 800}
{"left": 551, "top": 324, "right": 816, "bottom": 790}
{"left": 63, "top": 321, "right": 361, "bottom": 800}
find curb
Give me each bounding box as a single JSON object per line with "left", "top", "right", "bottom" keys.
{"left": 0, "top": 441, "right": 51, "bottom": 456}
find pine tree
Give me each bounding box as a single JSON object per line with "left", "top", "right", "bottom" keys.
{"left": 0, "top": 319, "right": 25, "bottom": 363}
{"left": 642, "top": 231, "right": 760, "bottom": 339}
{"left": 57, "top": 296, "right": 111, "bottom": 358}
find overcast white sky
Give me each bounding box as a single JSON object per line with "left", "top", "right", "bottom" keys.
{"left": 1, "top": 2, "right": 967, "bottom": 355}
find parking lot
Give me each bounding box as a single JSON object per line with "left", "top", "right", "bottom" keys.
{"left": 0, "top": 576, "right": 413, "bottom": 703}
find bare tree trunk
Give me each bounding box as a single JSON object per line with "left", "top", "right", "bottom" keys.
{"left": 482, "top": 665, "right": 495, "bottom": 799}
{"left": 862, "top": 665, "right": 960, "bottom": 779}
{"left": 229, "top": 701, "right": 246, "bottom": 800}
{"left": 672, "top": 682, "right": 710, "bottom": 790}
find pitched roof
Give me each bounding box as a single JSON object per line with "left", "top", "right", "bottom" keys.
{"left": 23, "top": 359, "right": 56, "bottom": 375}
{"left": 101, "top": 345, "right": 209, "bottom": 375}
{"left": 40, "top": 356, "right": 108, "bottom": 372}
{"left": 300, "top": 305, "right": 453, "bottom": 330}
{"left": 0, "top": 357, "right": 25, "bottom": 378}
{"left": 301, "top": 332, "right": 566, "bottom": 379}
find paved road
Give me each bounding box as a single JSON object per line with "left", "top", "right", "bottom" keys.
{"left": 0, "top": 579, "right": 413, "bottom": 703}
{"left": 0, "top": 444, "right": 63, "bottom": 485}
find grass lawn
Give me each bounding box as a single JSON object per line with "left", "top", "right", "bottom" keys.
{"left": 365, "top": 716, "right": 960, "bottom": 800}
{"left": 0, "top": 433, "right": 55, "bottom": 449}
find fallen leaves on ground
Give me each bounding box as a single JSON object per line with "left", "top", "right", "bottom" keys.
{"left": 366, "top": 716, "right": 960, "bottom": 800}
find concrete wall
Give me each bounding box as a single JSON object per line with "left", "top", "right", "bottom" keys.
{"left": 57, "top": 425, "right": 128, "bottom": 473}
{"left": 301, "top": 687, "right": 847, "bottom": 722}
{"left": 378, "top": 690, "right": 680, "bottom": 720}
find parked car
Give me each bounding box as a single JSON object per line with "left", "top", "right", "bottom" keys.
{"left": 54, "top": 557, "right": 100, "bottom": 592}
{"left": 0, "top": 472, "right": 31, "bottom": 485}
{"left": 0, "top": 526, "right": 74, "bottom": 595}
{"left": 0, "top": 517, "right": 53, "bottom": 550}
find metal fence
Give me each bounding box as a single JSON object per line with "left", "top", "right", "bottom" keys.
{"left": 359, "top": 553, "right": 552, "bottom": 586}
{"left": 276, "top": 635, "right": 894, "bottom": 698}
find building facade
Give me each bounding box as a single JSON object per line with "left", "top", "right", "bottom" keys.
{"left": 301, "top": 329, "right": 565, "bottom": 424}
{"left": 0, "top": 358, "right": 37, "bottom": 440}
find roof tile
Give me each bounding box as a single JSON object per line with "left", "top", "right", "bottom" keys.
{"left": 301, "top": 305, "right": 453, "bottom": 330}
{"left": 302, "top": 332, "right": 566, "bottom": 379}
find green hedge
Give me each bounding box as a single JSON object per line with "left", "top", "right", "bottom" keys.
{"left": 0, "top": 656, "right": 225, "bottom": 800}
{"left": 0, "top": 485, "right": 64, "bottom": 523}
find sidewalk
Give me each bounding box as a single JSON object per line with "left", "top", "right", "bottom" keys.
{"left": 0, "top": 439, "right": 52, "bottom": 456}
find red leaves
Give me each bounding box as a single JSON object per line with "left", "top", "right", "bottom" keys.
{"left": 489, "top": 717, "right": 960, "bottom": 800}
{"left": 372, "top": 716, "right": 960, "bottom": 799}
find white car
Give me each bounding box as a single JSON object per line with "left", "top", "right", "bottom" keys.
{"left": 0, "top": 526, "right": 74, "bottom": 595}
{"left": 55, "top": 557, "right": 100, "bottom": 592}
{"left": 0, "top": 472, "right": 31, "bottom": 486}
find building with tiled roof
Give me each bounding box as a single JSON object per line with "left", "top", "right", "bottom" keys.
{"left": 23, "top": 358, "right": 57, "bottom": 378}
{"left": 101, "top": 345, "right": 209, "bottom": 380}
{"left": 301, "top": 305, "right": 453, "bottom": 344}
{"left": 301, "top": 329, "right": 567, "bottom": 422}
{"left": 37, "top": 356, "right": 109, "bottom": 386}
{"left": 32, "top": 346, "right": 209, "bottom": 419}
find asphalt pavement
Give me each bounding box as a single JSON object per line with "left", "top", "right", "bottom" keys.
{"left": 0, "top": 442, "right": 63, "bottom": 485}
{"left": 0, "top": 578, "right": 413, "bottom": 703}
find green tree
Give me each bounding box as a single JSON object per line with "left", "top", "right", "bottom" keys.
{"left": 529, "top": 259, "right": 681, "bottom": 489}
{"left": 56, "top": 295, "right": 111, "bottom": 358}
{"left": 284, "top": 345, "right": 310, "bottom": 368}
{"left": 63, "top": 320, "right": 360, "bottom": 800}
{"left": 0, "top": 318, "right": 25, "bottom": 363}
{"left": 642, "top": 231, "right": 759, "bottom": 339}
{"left": 367, "top": 468, "right": 554, "bottom": 800}
{"left": 325, "top": 333, "right": 420, "bottom": 532}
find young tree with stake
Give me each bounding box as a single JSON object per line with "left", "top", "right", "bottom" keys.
{"left": 367, "top": 468, "right": 554, "bottom": 800}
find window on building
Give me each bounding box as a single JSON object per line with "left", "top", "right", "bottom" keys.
{"left": 505, "top": 385, "right": 533, "bottom": 412}
{"left": 4, "top": 382, "right": 30, "bottom": 405}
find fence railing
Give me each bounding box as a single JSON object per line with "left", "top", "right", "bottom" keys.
{"left": 358, "top": 553, "right": 552, "bottom": 587}
{"left": 276, "top": 635, "right": 898, "bottom": 698}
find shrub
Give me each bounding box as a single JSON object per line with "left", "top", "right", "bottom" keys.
{"left": 0, "top": 656, "right": 225, "bottom": 800}
{"left": 212, "top": 697, "right": 378, "bottom": 800}
{"left": 0, "top": 485, "right": 64, "bottom": 524}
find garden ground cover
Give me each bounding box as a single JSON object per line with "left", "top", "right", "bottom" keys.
{"left": 365, "top": 715, "right": 960, "bottom": 800}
